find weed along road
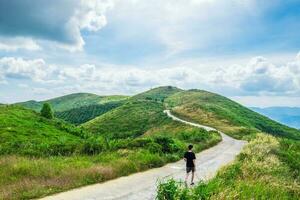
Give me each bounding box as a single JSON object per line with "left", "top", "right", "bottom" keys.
{"left": 40, "top": 111, "right": 247, "bottom": 200}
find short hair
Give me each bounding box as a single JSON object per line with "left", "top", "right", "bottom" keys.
{"left": 188, "top": 144, "right": 193, "bottom": 150}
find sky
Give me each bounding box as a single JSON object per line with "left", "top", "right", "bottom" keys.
{"left": 1, "top": 0, "right": 300, "bottom": 107}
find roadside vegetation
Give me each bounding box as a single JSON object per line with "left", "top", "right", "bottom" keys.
{"left": 156, "top": 134, "right": 300, "bottom": 199}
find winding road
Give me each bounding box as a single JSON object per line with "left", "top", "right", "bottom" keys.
{"left": 41, "top": 110, "right": 247, "bottom": 200}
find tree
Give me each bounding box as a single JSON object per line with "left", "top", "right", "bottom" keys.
{"left": 41, "top": 103, "right": 53, "bottom": 119}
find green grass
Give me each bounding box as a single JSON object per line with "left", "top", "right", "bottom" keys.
{"left": 165, "top": 89, "right": 300, "bottom": 140}
{"left": 16, "top": 93, "right": 129, "bottom": 112}
{"left": 157, "top": 134, "right": 300, "bottom": 200}
{"left": 82, "top": 100, "right": 172, "bottom": 139}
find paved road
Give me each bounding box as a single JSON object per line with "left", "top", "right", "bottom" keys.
{"left": 41, "top": 110, "right": 247, "bottom": 200}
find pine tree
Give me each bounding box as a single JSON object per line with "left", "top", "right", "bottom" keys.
{"left": 40, "top": 103, "right": 53, "bottom": 119}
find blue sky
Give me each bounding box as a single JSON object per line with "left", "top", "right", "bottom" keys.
{"left": 1, "top": 0, "right": 300, "bottom": 107}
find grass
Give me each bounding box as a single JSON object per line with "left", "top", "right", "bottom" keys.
{"left": 156, "top": 134, "right": 300, "bottom": 200}
{"left": 0, "top": 105, "right": 88, "bottom": 156}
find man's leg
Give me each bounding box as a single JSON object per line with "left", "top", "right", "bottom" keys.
{"left": 191, "top": 171, "right": 195, "bottom": 184}
{"left": 185, "top": 172, "right": 190, "bottom": 183}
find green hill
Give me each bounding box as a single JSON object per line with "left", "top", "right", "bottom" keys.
{"left": 55, "top": 101, "right": 124, "bottom": 125}
{"left": 165, "top": 89, "right": 300, "bottom": 140}
{"left": 82, "top": 86, "right": 183, "bottom": 138}
{"left": 0, "top": 105, "right": 88, "bottom": 156}
{"left": 16, "top": 93, "right": 129, "bottom": 112}
{"left": 82, "top": 100, "right": 170, "bottom": 138}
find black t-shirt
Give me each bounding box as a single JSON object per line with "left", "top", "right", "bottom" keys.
{"left": 184, "top": 151, "right": 196, "bottom": 167}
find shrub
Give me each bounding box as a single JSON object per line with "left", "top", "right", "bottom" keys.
{"left": 40, "top": 103, "right": 53, "bottom": 119}
{"left": 81, "top": 137, "right": 106, "bottom": 155}
{"left": 154, "top": 136, "right": 182, "bottom": 153}
{"left": 146, "top": 142, "right": 163, "bottom": 154}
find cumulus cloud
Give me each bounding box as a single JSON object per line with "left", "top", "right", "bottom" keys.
{"left": 1, "top": 52, "right": 300, "bottom": 98}
{"left": 0, "top": 37, "right": 40, "bottom": 51}
{"left": 211, "top": 54, "right": 300, "bottom": 95}
{"left": 0, "top": 57, "right": 57, "bottom": 82}
{"left": 0, "top": 0, "right": 113, "bottom": 51}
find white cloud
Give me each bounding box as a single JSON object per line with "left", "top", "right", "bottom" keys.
{"left": 0, "top": 37, "right": 41, "bottom": 51}
{"left": 210, "top": 53, "right": 300, "bottom": 95}
{"left": 1, "top": 52, "right": 300, "bottom": 103}
{"left": 0, "top": 57, "right": 56, "bottom": 82}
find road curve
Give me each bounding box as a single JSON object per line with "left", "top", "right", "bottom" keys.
{"left": 40, "top": 110, "right": 247, "bottom": 200}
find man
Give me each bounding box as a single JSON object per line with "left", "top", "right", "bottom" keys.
{"left": 184, "top": 144, "right": 196, "bottom": 185}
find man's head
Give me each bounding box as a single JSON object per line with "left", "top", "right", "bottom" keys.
{"left": 188, "top": 144, "right": 193, "bottom": 150}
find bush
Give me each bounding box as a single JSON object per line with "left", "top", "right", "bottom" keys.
{"left": 147, "top": 142, "right": 163, "bottom": 154}
{"left": 40, "top": 103, "right": 53, "bottom": 119}
{"left": 154, "top": 136, "right": 182, "bottom": 153}
{"left": 81, "top": 137, "right": 106, "bottom": 155}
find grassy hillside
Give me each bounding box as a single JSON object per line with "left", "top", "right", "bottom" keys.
{"left": 165, "top": 90, "right": 300, "bottom": 140}
{"left": 0, "top": 105, "right": 88, "bottom": 156}
{"left": 83, "top": 100, "right": 173, "bottom": 138}
{"left": 55, "top": 101, "right": 124, "bottom": 125}
{"left": 17, "top": 93, "right": 128, "bottom": 112}
{"left": 82, "top": 86, "right": 183, "bottom": 138}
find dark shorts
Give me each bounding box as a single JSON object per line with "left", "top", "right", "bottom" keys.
{"left": 186, "top": 167, "right": 195, "bottom": 173}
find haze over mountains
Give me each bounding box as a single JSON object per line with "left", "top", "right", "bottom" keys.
{"left": 251, "top": 107, "right": 300, "bottom": 129}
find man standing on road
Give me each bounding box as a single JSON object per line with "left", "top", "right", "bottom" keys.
{"left": 184, "top": 144, "right": 196, "bottom": 185}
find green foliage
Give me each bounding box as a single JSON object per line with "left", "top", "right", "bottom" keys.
{"left": 55, "top": 101, "right": 124, "bottom": 125}
{"left": 40, "top": 103, "right": 53, "bottom": 119}
{"left": 156, "top": 179, "right": 195, "bottom": 200}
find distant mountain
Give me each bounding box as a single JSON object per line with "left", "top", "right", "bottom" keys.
{"left": 251, "top": 107, "right": 300, "bottom": 129}
{"left": 16, "top": 93, "right": 129, "bottom": 112}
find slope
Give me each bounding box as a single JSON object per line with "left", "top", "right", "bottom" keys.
{"left": 165, "top": 89, "right": 300, "bottom": 140}
{"left": 0, "top": 105, "right": 86, "bottom": 156}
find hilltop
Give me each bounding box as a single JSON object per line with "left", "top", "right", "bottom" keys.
{"left": 16, "top": 93, "right": 128, "bottom": 112}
